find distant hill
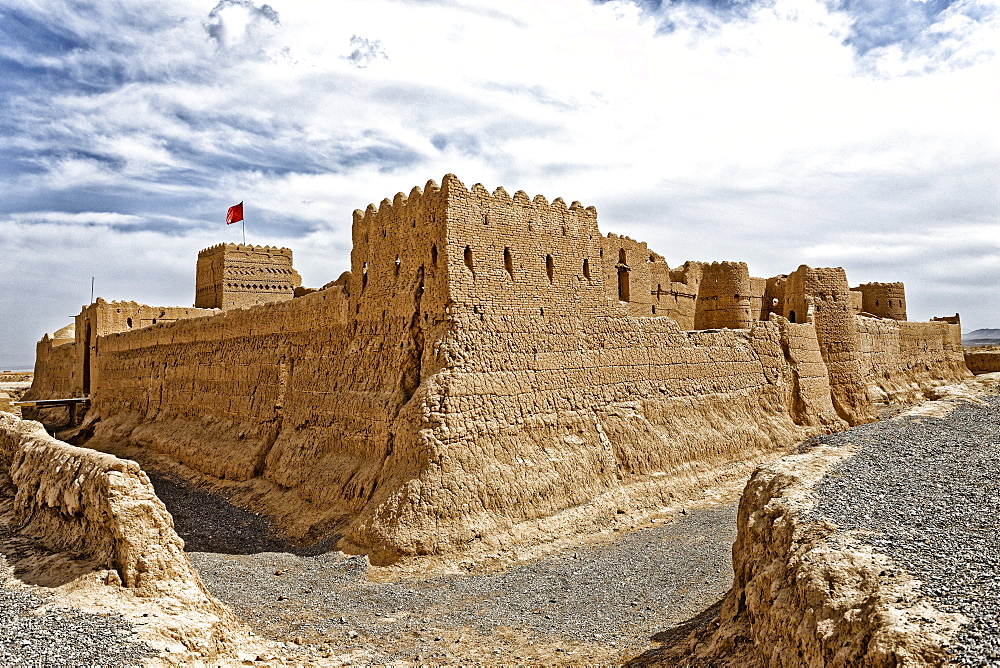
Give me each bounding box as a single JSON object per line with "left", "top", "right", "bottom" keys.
{"left": 964, "top": 329, "right": 1000, "bottom": 347}
{"left": 965, "top": 329, "right": 1000, "bottom": 340}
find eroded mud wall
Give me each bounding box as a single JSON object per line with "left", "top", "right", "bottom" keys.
{"left": 343, "top": 313, "right": 840, "bottom": 557}
{"left": 855, "top": 317, "right": 970, "bottom": 403}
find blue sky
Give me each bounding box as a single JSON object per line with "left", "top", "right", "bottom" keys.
{"left": 1, "top": 0, "right": 998, "bottom": 368}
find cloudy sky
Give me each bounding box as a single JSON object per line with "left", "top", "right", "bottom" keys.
{"left": 1, "top": 0, "right": 997, "bottom": 368}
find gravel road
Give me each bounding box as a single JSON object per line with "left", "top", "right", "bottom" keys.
{"left": 0, "top": 518, "right": 156, "bottom": 668}
{"left": 809, "top": 391, "right": 1000, "bottom": 667}
{"left": 147, "top": 472, "right": 737, "bottom": 664}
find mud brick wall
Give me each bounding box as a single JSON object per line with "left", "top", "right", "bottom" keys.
{"left": 965, "top": 348, "right": 1000, "bottom": 374}
{"left": 25, "top": 338, "right": 78, "bottom": 400}
{"left": 694, "top": 262, "right": 755, "bottom": 330}
{"left": 195, "top": 244, "right": 300, "bottom": 310}
{"left": 785, "top": 265, "right": 876, "bottom": 424}
{"left": 855, "top": 281, "right": 907, "bottom": 320}
{"left": 345, "top": 313, "right": 839, "bottom": 557}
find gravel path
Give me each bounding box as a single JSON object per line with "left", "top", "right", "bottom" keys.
{"left": 147, "top": 470, "right": 737, "bottom": 664}
{"left": 0, "top": 585, "right": 155, "bottom": 667}
{"left": 0, "top": 503, "right": 156, "bottom": 668}
{"left": 809, "top": 391, "right": 1000, "bottom": 667}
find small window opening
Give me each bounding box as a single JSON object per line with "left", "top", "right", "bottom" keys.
{"left": 412, "top": 219, "right": 416, "bottom": 228}
{"left": 583, "top": 258, "right": 591, "bottom": 280}
{"left": 652, "top": 305, "right": 657, "bottom": 314}
{"left": 734, "top": 293, "right": 740, "bottom": 300}
{"left": 483, "top": 214, "right": 488, "bottom": 225}
{"left": 152, "top": 318, "right": 157, "bottom": 324}
{"left": 599, "top": 248, "right": 604, "bottom": 258}
{"left": 545, "top": 255, "right": 554, "bottom": 283}
{"left": 650, "top": 253, "right": 655, "bottom": 262}
{"left": 395, "top": 256, "right": 401, "bottom": 276}
{"left": 618, "top": 248, "right": 626, "bottom": 264}
{"left": 562, "top": 225, "right": 567, "bottom": 236}
{"left": 789, "top": 310, "right": 797, "bottom": 323}
{"left": 539, "top": 307, "right": 544, "bottom": 316}
{"left": 464, "top": 246, "right": 474, "bottom": 273}
{"left": 431, "top": 244, "right": 438, "bottom": 266}
{"left": 362, "top": 262, "right": 368, "bottom": 291}
{"left": 504, "top": 247, "right": 514, "bottom": 279}
{"left": 875, "top": 299, "right": 880, "bottom": 306}
{"left": 382, "top": 229, "right": 386, "bottom": 238}
{"left": 618, "top": 268, "right": 630, "bottom": 301}
{"left": 126, "top": 317, "right": 133, "bottom": 328}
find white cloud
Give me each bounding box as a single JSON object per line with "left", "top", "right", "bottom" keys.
{"left": 1, "top": 0, "right": 999, "bottom": 366}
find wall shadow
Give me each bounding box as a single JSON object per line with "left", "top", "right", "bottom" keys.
{"left": 625, "top": 599, "right": 723, "bottom": 666}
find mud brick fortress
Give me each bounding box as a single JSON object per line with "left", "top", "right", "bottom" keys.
{"left": 24, "top": 175, "right": 970, "bottom": 561}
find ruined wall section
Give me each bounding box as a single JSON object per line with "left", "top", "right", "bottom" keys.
{"left": 443, "top": 176, "right": 610, "bottom": 317}
{"left": 195, "top": 244, "right": 301, "bottom": 310}
{"left": 785, "top": 266, "right": 876, "bottom": 425}
{"left": 965, "top": 347, "right": 1000, "bottom": 374}
{"left": 855, "top": 282, "right": 907, "bottom": 320}
{"left": 694, "top": 262, "right": 754, "bottom": 330}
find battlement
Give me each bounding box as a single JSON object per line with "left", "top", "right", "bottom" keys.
{"left": 197, "top": 243, "right": 293, "bottom": 259}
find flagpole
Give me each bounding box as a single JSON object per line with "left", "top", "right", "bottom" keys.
{"left": 242, "top": 217, "right": 246, "bottom": 245}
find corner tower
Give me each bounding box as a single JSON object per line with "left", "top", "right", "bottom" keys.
{"left": 195, "top": 243, "right": 301, "bottom": 310}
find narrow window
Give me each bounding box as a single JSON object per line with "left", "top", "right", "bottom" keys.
{"left": 652, "top": 305, "right": 657, "bottom": 314}
{"left": 464, "top": 245, "right": 474, "bottom": 273}
{"left": 583, "top": 258, "right": 591, "bottom": 280}
{"left": 618, "top": 248, "right": 626, "bottom": 264}
{"left": 362, "top": 262, "right": 368, "bottom": 291}
{"left": 545, "top": 255, "right": 554, "bottom": 283}
{"left": 504, "top": 247, "right": 514, "bottom": 279}
{"left": 789, "top": 310, "right": 797, "bottom": 323}
{"left": 562, "top": 225, "right": 567, "bottom": 236}
{"left": 618, "top": 268, "right": 630, "bottom": 301}
{"left": 126, "top": 317, "right": 133, "bottom": 328}
{"left": 875, "top": 299, "right": 879, "bottom": 306}
{"left": 649, "top": 254, "right": 655, "bottom": 262}
{"left": 431, "top": 244, "right": 438, "bottom": 266}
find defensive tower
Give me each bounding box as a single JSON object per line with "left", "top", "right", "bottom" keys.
{"left": 195, "top": 243, "right": 301, "bottom": 310}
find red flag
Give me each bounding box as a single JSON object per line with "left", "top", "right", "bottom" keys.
{"left": 226, "top": 202, "right": 244, "bottom": 225}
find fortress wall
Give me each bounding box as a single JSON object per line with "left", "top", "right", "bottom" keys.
{"left": 854, "top": 316, "right": 970, "bottom": 402}
{"left": 25, "top": 338, "right": 78, "bottom": 400}
{"left": 89, "top": 286, "right": 361, "bottom": 482}
{"left": 786, "top": 266, "right": 876, "bottom": 425}
{"left": 776, "top": 320, "right": 843, "bottom": 428}
{"left": 349, "top": 179, "right": 450, "bottom": 322}
{"left": 694, "top": 262, "right": 754, "bottom": 330}
{"left": 344, "top": 313, "right": 840, "bottom": 557}
{"left": 750, "top": 276, "right": 768, "bottom": 321}
{"left": 964, "top": 347, "right": 1000, "bottom": 374}
{"left": 444, "top": 176, "right": 611, "bottom": 317}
